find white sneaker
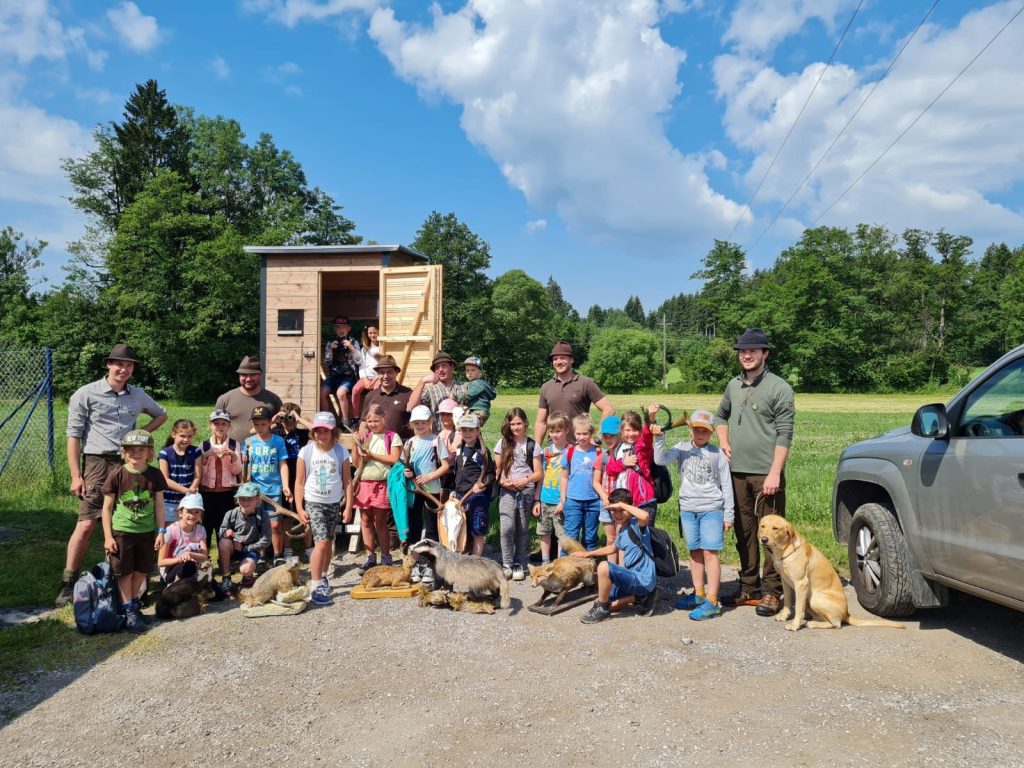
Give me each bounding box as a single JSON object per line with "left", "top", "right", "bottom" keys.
{"left": 411, "top": 563, "right": 422, "bottom": 583}
{"left": 512, "top": 564, "right": 525, "bottom": 581}
{"left": 502, "top": 565, "right": 513, "bottom": 579}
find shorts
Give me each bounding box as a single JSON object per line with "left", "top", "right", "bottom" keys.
{"left": 608, "top": 562, "right": 655, "bottom": 601}
{"left": 535, "top": 501, "right": 562, "bottom": 536}
{"left": 306, "top": 501, "right": 341, "bottom": 542}
{"left": 355, "top": 480, "right": 389, "bottom": 510}
{"left": 324, "top": 374, "right": 357, "bottom": 393}
{"left": 599, "top": 507, "right": 613, "bottom": 524}
{"left": 110, "top": 530, "right": 156, "bottom": 577}
{"left": 78, "top": 454, "right": 122, "bottom": 521}
{"left": 464, "top": 492, "right": 491, "bottom": 537}
{"left": 260, "top": 496, "right": 284, "bottom": 521}
{"left": 163, "top": 499, "right": 180, "bottom": 524}
{"left": 680, "top": 509, "right": 725, "bottom": 551}
{"left": 230, "top": 548, "right": 262, "bottom": 565}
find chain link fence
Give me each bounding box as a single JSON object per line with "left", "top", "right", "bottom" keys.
{"left": 0, "top": 348, "right": 54, "bottom": 486}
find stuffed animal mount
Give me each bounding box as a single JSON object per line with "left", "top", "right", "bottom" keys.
{"left": 415, "top": 488, "right": 470, "bottom": 553}
{"left": 417, "top": 585, "right": 494, "bottom": 614}
{"left": 238, "top": 560, "right": 304, "bottom": 607}
{"left": 526, "top": 524, "right": 598, "bottom": 616}
{"left": 349, "top": 552, "right": 422, "bottom": 599}
{"left": 155, "top": 560, "right": 215, "bottom": 620}
{"left": 409, "top": 539, "right": 510, "bottom": 609}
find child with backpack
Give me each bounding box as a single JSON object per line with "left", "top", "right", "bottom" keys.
{"left": 557, "top": 414, "right": 604, "bottom": 551}
{"left": 157, "top": 493, "right": 208, "bottom": 586}
{"left": 493, "top": 407, "right": 541, "bottom": 580}
{"left": 354, "top": 403, "right": 402, "bottom": 574}
{"left": 100, "top": 429, "right": 168, "bottom": 633}
{"left": 597, "top": 415, "right": 622, "bottom": 564}
{"left": 158, "top": 419, "right": 201, "bottom": 523}
{"left": 652, "top": 407, "right": 734, "bottom": 620}
{"left": 573, "top": 488, "right": 658, "bottom": 623}
{"left": 533, "top": 410, "right": 570, "bottom": 565}
{"left": 217, "top": 483, "right": 272, "bottom": 596}
{"left": 604, "top": 410, "right": 657, "bottom": 522}
{"left": 452, "top": 413, "right": 494, "bottom": 556}
{"left": 403, "top": 405, "right": 451, "bottom": 585}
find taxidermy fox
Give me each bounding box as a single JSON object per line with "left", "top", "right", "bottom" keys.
{"left": 528, "top": 528, "right": 597, "bottom": 608}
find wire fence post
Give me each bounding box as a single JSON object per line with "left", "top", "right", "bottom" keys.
{"left": 46, "top": 347, "right": 55, "bottom": 470}
{"left": 0, "top": 347, "right": 57, "bottom": 484}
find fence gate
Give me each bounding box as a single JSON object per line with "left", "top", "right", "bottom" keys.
{"left": 0, "top": 348, "right": 55, "bottom": 483}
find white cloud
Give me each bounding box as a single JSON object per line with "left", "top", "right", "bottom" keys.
{"left": 723, "top": 0, "right": 859, "bottom": 55}
{"left": 74, "top": 86, "right": 114, "bottom": 104}
{"left": 107, "top": 1, "right": 161, "bottom": 52}
{"left": 242, "top": 0, "right": 382, "bottom": 28}
{"left": 715, "top": 1, "right": 1024, "bottom": 246}
{"left": 211, "top": 55, "right": 230, "bottom": 79}
{"left": 368, "top": 0, "right": 743, "bottom": 250}
{"left": 525, "top": 218, "right": 547, "bottom": 233}
{"left": 0, "top": 0, "right": 106, "bottom": 69}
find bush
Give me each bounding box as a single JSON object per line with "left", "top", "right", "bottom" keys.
{"left": 580, "top": 328, "right": 659, "bottom": 393}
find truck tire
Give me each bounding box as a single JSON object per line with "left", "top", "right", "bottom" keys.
{"left": 848, "top": 503, "right": 915, "bottom": 617}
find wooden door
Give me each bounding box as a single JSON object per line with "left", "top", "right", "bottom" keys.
{"left": 379, "top": 265, "right": 443, "bottom": 385}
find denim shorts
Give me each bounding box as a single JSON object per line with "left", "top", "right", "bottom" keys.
{"left": 680, "top": 508, "right": 725, "bottom": 551}
{"left": 465, "top": 492, "right": 491, "bottom": 537}
{"left": 608, "top": 562, "right": 655, "bottom": 601}
{"left": 324, "top": 374, "right": 357, "bottom": 393}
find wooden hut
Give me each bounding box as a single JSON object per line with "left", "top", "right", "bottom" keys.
{"left": 246, "top": 244, "right": 443, "bottom": 416}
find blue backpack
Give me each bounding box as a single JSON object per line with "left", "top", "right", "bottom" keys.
{"left": 73, "top": 561, "right": 126, "bottom": 634}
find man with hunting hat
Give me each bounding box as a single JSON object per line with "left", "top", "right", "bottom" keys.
{"left": 215, "top": 355, "right": 283, "bottom": 444}
{"left": 57, "top": 343, "right": 168, "bottom": 606}
{"left": 408, "top": 351, "right": 463, "bottom": 432}
{"left": 714, "top": 328, "right": 795, "bottom": 617}
{"left": 534, "top": 341, "right": 614, "bottom": 444}
{"left": 359, "top": 354, "right": 413, "bottom": 440}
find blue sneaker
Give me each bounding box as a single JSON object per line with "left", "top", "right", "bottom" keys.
{"left": 310, "top": 586, "right": 333, "bottom": 606}
{"left": 319, "top": 578, "right": 333, "bottom": 596}
{"left": 674, "top": 592, "right": 705, "bottom": 611}
{"left": 689, "top": 600, "right": 721, "bottom": 621}
{"left": 358, "top": 554, "right": 377, "bottom": 575}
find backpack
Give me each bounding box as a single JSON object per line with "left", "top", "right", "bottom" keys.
{"left": 493, "top": 438, "right": 536, "bottom": 496}
{"left": 73, "top": 561, "right": 126, "bottom": 635}
{"left": 651, "top": 463, "right": 673, "bottom": 504}
{"left": 628, "top": 523, "right": 681, "bottom": 579}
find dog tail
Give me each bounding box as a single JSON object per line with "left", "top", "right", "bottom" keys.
{"left": 846, "top": 615, "right": 905, "bottom": 629}
{"left": 553, "top": 520, "right": 584, "bottom": 555}
{"left": 498, "top": 576, "right": 510, "bottom": 609}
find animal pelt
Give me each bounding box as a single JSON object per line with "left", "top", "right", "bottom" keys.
{"left": 238, "top": 561, "right": 304, "bottom": 607}
{"left": 155, "top": 561, "right": 213, "bottom": 620}
{"left": 528, "top": 529, "right": 597, "bottom": 608}
{"left": 410, "top": 539, "right": 510, "bottom": 609}
{"left": 417, "top": 585, "right": 495, "bottom": 614}
{"left": 360, "top": 552, "right": 417, "bottom": 590}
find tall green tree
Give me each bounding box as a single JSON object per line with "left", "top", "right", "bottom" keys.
{"left": 691, "top": 240, "right": 747, "bottom": 339}
{"left": 487, "top": 270, "right": 556, "bottom": 386}
{"left": 581, "top": 328, "right": 660, "bottom": 393}
{"left": 623, "top": 295, "right": 645, "bottom": 325}
{"left": 0, "top": 227, "right": 45, "bottom": 346}
{"left": 411, "top": 212, "right": 492, "bottom": 360}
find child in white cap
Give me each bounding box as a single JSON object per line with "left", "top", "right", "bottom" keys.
{"left": 157, "top": 492, "right": 208, "bottom": 586}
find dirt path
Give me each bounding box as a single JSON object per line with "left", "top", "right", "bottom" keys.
{"left": 2, "top": 558, "right": 1023, "bottom": 768}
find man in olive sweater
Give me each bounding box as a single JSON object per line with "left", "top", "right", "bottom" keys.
{"left": 714, "top": 328, "right": 795, "bottom": 617}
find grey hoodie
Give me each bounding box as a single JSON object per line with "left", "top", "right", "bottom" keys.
{"left": 653, "top": 435, "right": 735, "bottom": 524}
{"left": 219, "top": 506, "right": 272, "bottom": 552}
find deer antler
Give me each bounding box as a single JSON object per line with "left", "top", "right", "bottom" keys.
{"left": 413, "top": 484, "right": 444, "bottom": 511}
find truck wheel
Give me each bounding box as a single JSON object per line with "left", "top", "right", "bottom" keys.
{"left": 848, "top": 503, "right": 914, "bottom": 617}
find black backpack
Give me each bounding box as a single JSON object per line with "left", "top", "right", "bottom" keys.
{"left": 651, "top": 463, "right": 673, "bottom": 504}
{"left": 628, "top": 523, "right": 680, "bottom": 578}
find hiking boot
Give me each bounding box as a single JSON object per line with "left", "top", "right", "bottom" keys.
{"left": 125, "top": 608, "right": 147, "bottom": 634}
{"left": 722, "top": 590, "right": 761, "bottom": 607}
{"left": 310, "top": 586, "right": 333, "bottom": 606}
{"left": 512, "top": 564, "right": 525, "bottom": 582}
{"left": 638, "top": 588, "right": 659, "bottom": 617}
{"left": 358, "top": 554, "right": 377, "bottom": 575}
{"left": 55, "top": 581, "right": 75, "bottom": 608}
{"left": 502, "top": 565, "right": 513, "bottom": 580}
{"left": 689, "top": 600, "right": 722, "bottom": 621}
{"left": 674, "top": 592, "right": 705, "bottom": 611}
{"left": 755, "top": 593, "right": 782, "bottom": 617}
{"left": 580, "top": 601, "right": 611, "bottom": 624}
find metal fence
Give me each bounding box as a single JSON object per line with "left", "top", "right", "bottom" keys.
{"left": 0, "top": 348, "right": 54, "bottom": 483}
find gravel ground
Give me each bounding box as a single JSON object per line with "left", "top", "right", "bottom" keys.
{"left": 2, "top": 554, "right": 1023, "bottom": 768}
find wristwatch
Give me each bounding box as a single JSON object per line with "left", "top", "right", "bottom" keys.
{"left": 157, "top": 527, "right": 167, "bottom": 533}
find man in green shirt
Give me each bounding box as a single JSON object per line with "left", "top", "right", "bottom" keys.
{"left": 714, "top": 328, "right": 795, "bottom": 617}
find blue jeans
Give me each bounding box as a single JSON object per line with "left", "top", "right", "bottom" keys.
{"left": 563, "top": 497, "right": 601, "bottom": 551}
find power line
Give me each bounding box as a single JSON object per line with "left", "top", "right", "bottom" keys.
{"left": 813, "top": 2, "right": 1024, "bottom": 225}
{"left": 725, "top": 0, "right": 864, "bottom": 241}
{"left": 745, "top": 0, "right": 940, "bottom": 251}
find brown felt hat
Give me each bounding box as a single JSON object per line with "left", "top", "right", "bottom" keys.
{"left": 549, "top": 341, "right": 575, "bottom": 360}
{"left": 430, "top": 351, "right": 456, "bottom": 370}
{"left": 236, "top": 355, "right": 263, "bottom": 374}
{"left": 374, "top": 354, "right": 401, "bottom": 372}
{"left": 103, "top": 343, "right": 141, "bottom": 365}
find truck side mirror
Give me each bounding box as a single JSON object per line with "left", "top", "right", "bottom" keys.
{"left": 911, "top": 403, "right": 949, "bottom": 439}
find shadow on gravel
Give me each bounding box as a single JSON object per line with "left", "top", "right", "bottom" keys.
{"left": 915, "top": 592, "right": 1024, "bottom": 663}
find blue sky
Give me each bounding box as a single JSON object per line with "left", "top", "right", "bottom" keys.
{"left": 2, "top": 0, "right": 1022, "bottom": 315}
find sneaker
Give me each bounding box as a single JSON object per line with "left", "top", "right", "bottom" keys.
{"left": 420, "top": 565, "right": 435, "bottom": 588}
{"left": 273, "top": 557, "right": 286, "bottom": 567}
{"left": 689, "top": 600, "right": 722, "bottom": 621}
{"left": 380, "top": 554, "right": 393, "bottom": 567}
{"left": 310, "top": 586, "right": 333, "bottom": 606}
{"left": 638, "top": 588, "right": 659, "bottom": 617}
{"left": 55, "top": 581, "right": 74, "bottom": 608}
{"left": 319, "top": 578, "right": 333, "bottom": 596}
{"left": 502, "top": 565, "right": 513, "bottom": 579}
{"left": 580, "top": 602, "right": 611, "bottom": 624}
{"left": 221, "top": 576, "right": 235, "bottom": 596}
{"left": 410, "top": 563, "right": 422, "bottom": 583}
{"left": 674, "top": 592, "right": 705, "bottom": 611}
{"left": 358, "top": 555, "right": 377, "bottom": 575}
{"left": 511, "top": 564, "right": 525, "bottom": 582}
{"left": 125, "top": 608, "right": 147, "bottom": 634}
{"left": 137, "top": 609, "right": 153, "bottom": 626}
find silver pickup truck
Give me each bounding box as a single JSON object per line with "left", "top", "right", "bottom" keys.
{"left": 833, "top": 345, "right": 1024, "bottom": 617}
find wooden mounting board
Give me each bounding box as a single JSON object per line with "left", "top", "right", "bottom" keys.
{"left": 526, "top": 586, "right": 597, "bottom": 616}
{"left": 350, "top": 584, "right": 420, "bottom": 600}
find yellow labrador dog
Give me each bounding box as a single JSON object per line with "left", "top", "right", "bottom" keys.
{"left": 758, "top": 514, "right": 904, "bottom": 631}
